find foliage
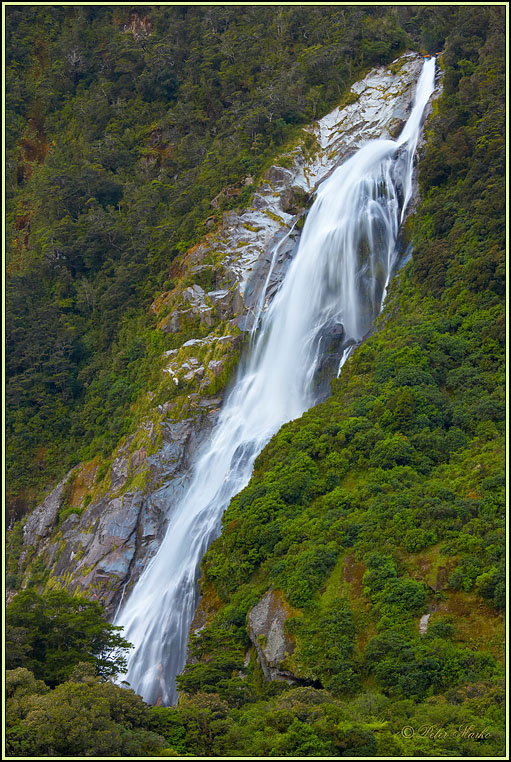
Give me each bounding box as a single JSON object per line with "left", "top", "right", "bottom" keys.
{"left": 5, "top": 589, "right": 132, "bottom": 687}
{"left": 168, "top": 6, "right": 504, "bottom": 756}
{"left": 5, "top": 4, "right": 410, "bottom": 515}
{"left": 5, "top": 666, "right": 166, "bottom": 757}
{"left": 3, "top": 5, "right": 505, "bottom": 758}
{"left": 289, "top": 599, "right": 360, "bottom": 695}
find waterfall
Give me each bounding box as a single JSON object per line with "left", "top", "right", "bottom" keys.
{"left": 115, "top": 57, "right": 436, "bottom": 706}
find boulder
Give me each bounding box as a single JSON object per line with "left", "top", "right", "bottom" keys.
{"left": 265, "top": 166, "right": 294, "bottom": 187}
{"left": 248, "top": 588, "right": 296, "bottom": 683}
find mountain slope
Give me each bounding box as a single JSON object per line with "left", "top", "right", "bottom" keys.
{"left": 5, "top": 5, "right": 506, "bottom": 759}
{"left": 5, "top": 4, "right": 412, "bottom": 518}
{"left": 165, "top": 8, "right": 505, "bottom": 757}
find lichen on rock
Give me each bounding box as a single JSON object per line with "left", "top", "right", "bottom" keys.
{"left": 248, "top": 587, "right": 297, "bottom": 683}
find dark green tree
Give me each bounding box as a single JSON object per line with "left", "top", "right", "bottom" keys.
{"left": 6, "top": 589, "right": 132, "bottom": 686}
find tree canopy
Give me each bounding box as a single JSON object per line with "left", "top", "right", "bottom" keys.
{"left": 6, "top": 589, "right": 132, "bottom": 687}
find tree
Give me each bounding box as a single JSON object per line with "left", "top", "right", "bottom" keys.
{"left": 6, "top": 589, "right": 132, "bottom": 686}
{"left": 5, "top": 666, "right": 166, "bottom": 757}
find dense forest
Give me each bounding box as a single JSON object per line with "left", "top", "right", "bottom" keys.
{"left": 5, "top": 4, "right": 506, "bottom": 759}
{"left": 6, "top": 3, "right": 412, "bottom": 518}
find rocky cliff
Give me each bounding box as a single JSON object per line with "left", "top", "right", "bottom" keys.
{"left": 11, "top": 52, "right": 439, "bottom": 618}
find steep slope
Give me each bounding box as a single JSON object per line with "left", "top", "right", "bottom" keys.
{"left": 5, "top": 4, "right": 412, "bottom": 518}
{"left": 8, "top": 53, "right": 430, "bottom": 616}
{"left": 5, "top": 6, "right": 505, "bottom": 759}
{"left": 159, "top": 8, "right": 505, "bottom": 758}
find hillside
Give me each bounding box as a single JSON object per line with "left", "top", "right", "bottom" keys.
{"left": 6, "top": 4, "right": 412, "bottom": 519}
{"left": 5, "top": 5, "right": 506, "bottom": 759}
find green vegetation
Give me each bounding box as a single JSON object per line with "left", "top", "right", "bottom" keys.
{"left": 5, "top": 589, "right": 132, "bottom": 686}
{"left": 5, "top": 591, "right": 169, "bottom": 756}
{"left": 5, "top": 665, "right": 168, "bottom": 757}
{"left": 165, "top": 6, "right": 505, "bottom": 756}
{"left": 5, "top": 5, "right": 505, "bottom": 758}
{"left": 6, "top": 4, "right": 411, "bottom": 518}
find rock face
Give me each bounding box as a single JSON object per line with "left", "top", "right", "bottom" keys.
{"left": 17, "top": 405, "right": 220, "bottom": 615}
{"left": 23, "top": 477, "right": 69, "bottom": 548}
{"left": 248, "top": 588, "right": 296, "bottom": 683}
{"left": 160, "top": 53, "right": 431, "bottom": 336}
{"left": 11, "top": 53, "right": 440, "bottom": 617}
{"left": 419, "top": 613, "right": 431, "bottom": 636}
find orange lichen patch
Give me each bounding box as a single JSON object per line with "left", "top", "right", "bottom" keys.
{"left": 69, "top": 458, "right": 100, "bottom": 508}
{"left": 14, "top": 212, "right": 31, "bottom": 231}
{"left": 185, "top": 242, "right": 202, "bottom": 258}
{"left": 190, "top": 580, "right": 223, "bottom": 632}
{"left": 272, "top": 588, "right": 301, "bottom": 620}
{"left": 342, "top": 552, "right": 366, "bottom": 596}
{"left": 16, "top": 98, "right": 50, "bottom": 183}
{"left": 141, "top": 131, "right": 174, "bottom": 172}
{"left": 147, "top": 135, "right": 173, "bottom": 164}
{"left": 434, "top": 590, "right": 505, "bottom": 660}
{"left": 151, "top": 289, "right": 176, "bottom": 314}
{"left": 401, "top": 543, "right": 458, "bottom": 591}
{"left": 7, "top": 236, "right": 30, "bottom": 276}
{"left": 152, "top": 143, "right": 173, "bottom": 159}
{"left": 123, "top": 12, "right": 153, "bottom": 38}
{"left": 10, "top": 211, "right": 32, "bottom": 265}
{"left": 341, "top": 554, "right": 375, "bottom": 653}
{"left": 16, "top": 128, "right": 50, "bottom": 186}
{"left": 6, "top": 488, "right": 36, "bottom": 525}
{"left": 20, "top": 135, "right": 50, "bottom": 164}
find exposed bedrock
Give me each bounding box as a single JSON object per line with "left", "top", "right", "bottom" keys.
{"left": 12, "top": 52, "right": 441, "bottom": 617}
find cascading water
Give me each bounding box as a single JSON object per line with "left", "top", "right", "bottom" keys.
{"left": 115, "top": 57, "right": 436, "bottom": 706}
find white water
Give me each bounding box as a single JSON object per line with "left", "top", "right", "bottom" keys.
{"left": 115, "top": 58, "right": 435, "bottom": 705}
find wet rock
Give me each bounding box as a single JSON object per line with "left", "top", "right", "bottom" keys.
{"left": 207, "top": 289, "right": 232, "bottom": 319}
{"left": 16, "top": 407, "right": 218, "bottom": 615}
{"left": 60, "top": 513, "right": 80, "bottom": 533}
{"left": 161, "top": 284, "right": 216, "bottom": 333}
{"left": 197, "top": 396, "right": 222, "bottom": 409}
{"left": 183, "top": 284, "right": 205, "bottom": 306}
{"left": 251, "top": 193, "right": 269, "bottom": 211}
{"left": 235, "top": 313, "right": 253, "bottom": 333}
{"left": 248, "top": 588, "right": 296, "bottom": 683}
{"left": 183, "top": 366, "right": 204, "bottom": 382}
{"left": 160, "top": 309, "right": 185, "bottom": 334}
{"left": 208, "top": 360, "right": 224, "bottom": 377}
{"left": 110, "top": 453, "right": 130, "bottom": 492}
{"left": 280, "top": 186, "right": 311, "bottom": 216}
{"left": 266, "top": 165, "right": 294, "bottom": 187}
